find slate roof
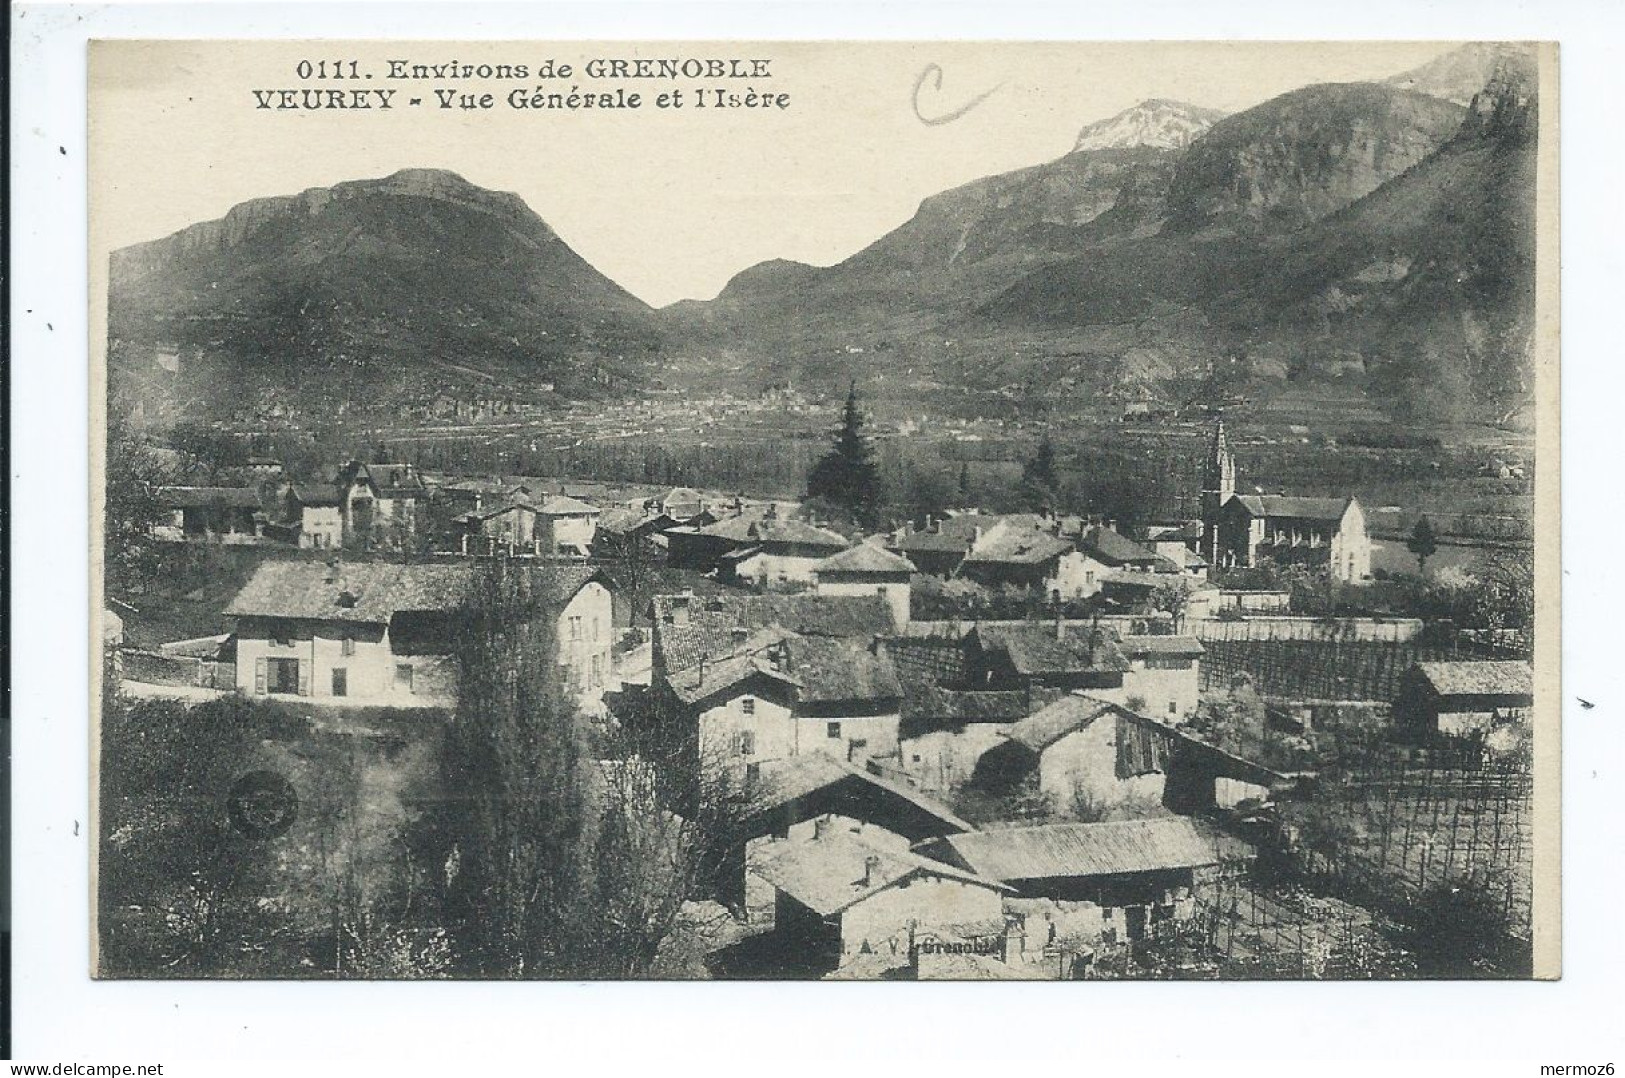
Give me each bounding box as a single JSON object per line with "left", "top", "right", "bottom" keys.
{"left": 157, "top": 486, "right": 264, "bottom": 510}
{"left": 752, "top": 832, "right": 1007, "bottom": 916}
{"left": 972, "top": 624, "right": 1130, "bottom": 676}
{"left": 924, "top": 818, "right": 1246, "bottom": 883}
{"left": 1413, "top": 661, "right": 1533, "bottom": 699}
{"left": 1005, "top": 696, "right": 1117, "bottom": 753}
{"left": 653, "top": 593, "right": 894, "bottom": 672}
{"left": 1082, "top": 526, "right": 1163, "bottom": 566}
{"left": 815, "top": 543, "right": 916, "bottom": 575}
{"left": 226, "top": 560, "right": 598, "bottom": 625}
{"left": 1232, "top": 495, "right": 1352, "bottom": 522}
{"left": 1120, "top": 635, "right": 1206, "bottom": 659}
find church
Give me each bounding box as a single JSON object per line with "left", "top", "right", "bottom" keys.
{"left": 1199, "top": 420, "right": 1371, "bottom": 584}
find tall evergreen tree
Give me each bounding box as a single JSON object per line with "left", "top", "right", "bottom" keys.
{"left": 1408, "top": 515, "right": 1440, "bottom": 576}
{"left": 1019, "top": 433, "right": 1060, "bottom": 511}
{"left": 958, "top": 460, "right": 972, "bottom": 499}
{"left": 806, "top": 380, "right": 882, "bottom": 527}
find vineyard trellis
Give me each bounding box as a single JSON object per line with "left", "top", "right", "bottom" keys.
{"left": 1199, "top": 635, "right": 1515, "bottom": 702}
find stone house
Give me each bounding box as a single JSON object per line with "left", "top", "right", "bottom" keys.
{"left": 336, "top": 461, "right": 427, "bottom": 549}
{"left": 225, "top": 560, "right": 612, "bottom": 712}
{"left": 812, "top": 542, "right": 916, "bottom": 629}
{"left": 1119, "top": 635, "right": 1204, "bottom": 720}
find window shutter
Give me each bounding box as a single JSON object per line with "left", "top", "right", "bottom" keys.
{"left": 254, "top": 657, "right": 267, "bottom": 695}
{"left": 297, "top": 662, "right": 311, "bottom": 697}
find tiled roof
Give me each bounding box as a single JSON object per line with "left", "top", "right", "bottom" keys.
{"left": 785, "top": 635, "right": 902, "bottom": 704}
{"left": 653, "top": 593, "right": 894, "bottom": 673}
{"left": 752, "top": 832, "right": 1006, "bottom": 916}
{"left": 665, "top": 631, "right": 799, "bottom": 706}
{"left": 156, "top": 486, "right": 264, "bottom": 510}
{"left": 887, "top": 514, "right": 991, "bottom": 554}
{"left": 1232, "top": 495, "right": 1352, "bottom": 522}
{"left": 1413, "top": 661, "right": 1533, "bottom": 698}
{"left": 1082, "top": 526, "right": 1162, "bottom": 566}
{"left": 537, "top": 493, "right": 601, "bottom": 517}
{"left": 289, "top": 483, "right": 342, "bottom": 507}
{"left": 226, "top": 560, "right": 597, "bottom": 624}
{"left": 1005, "top": 696, "right": 1116, "bottom": 753}
{"left": 926, "top": 818, "right": 1245, "bottom": 883}
{"left": 746, "top": 755, "right": 973, "bottom": 833}
{"left": 1121, "top": 635, "right": 1206, "bottom": 658}
{"left": 815, "top": 543, "right": 916, "bottom": 575}
{"left": 973, "top": 623, "right": 1130, "bottom": 676}
{"left": 963, "top": 530, "right": 1074, "bottom": 566}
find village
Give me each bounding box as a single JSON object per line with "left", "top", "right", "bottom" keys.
{"left": 99, "top": 384, "right": 1537, "bottom": 981}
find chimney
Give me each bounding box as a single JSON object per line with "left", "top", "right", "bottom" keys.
{"left": 813, "top": 815, "right": 834, "bottom": 840}
{"left": 730, "top": 626, "right": 749, "bottom": 648}
{"left": 670, "top": 592, "right": 692, "bottom": 626}
{"left": 925, "top": 513, "right": 935, "bottom": 532}
{"left": 862, "top": 854, "right": 883, "bottom": 888}
{"left": 1055, "top": 610, "right": 1065, "bottom": 641}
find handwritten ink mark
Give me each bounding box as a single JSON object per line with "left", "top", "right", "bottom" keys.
{"left": 912, "top": 63, "right": 1003, "bottom": 127}
{"left": 1578, "top": 697, "right": 1595, "bottom": 710}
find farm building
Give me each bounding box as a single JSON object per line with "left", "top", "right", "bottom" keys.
{"left": 964, "top": 622, "right": 1130, "bottom": 694}
{"left": 971, "top": 696, "right": 1173, "bottom": 817}
{"left": 750, "top": 822, "right": 1009, "bottom": 973}
{"left": 1119, "top": 635, "right": 1204, "bottom": 720}
{"left": 1393, "top": 660, "right": 1534, "bottom": 738}
{"left": 154, "top": 486, "right": 265, "bottom": 542}
{"left": 916, "top": 817, "right": 1251, "bottom": 943}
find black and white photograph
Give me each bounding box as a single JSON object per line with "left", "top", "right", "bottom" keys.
{"left": 86, "top": 38, "right": 1557, "bottom": 984}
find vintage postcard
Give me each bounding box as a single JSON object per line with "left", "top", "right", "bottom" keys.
{"left": 90, "top": 39, "right": 1558, "bottom": 981}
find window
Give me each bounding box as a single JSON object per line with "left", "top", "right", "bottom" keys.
{"left": 876, "top": 586, "right": 887, "bottom": 596}
{"left": 589, "top": 654, "right": 604, "bottom": 690}
{"left": 741, "top": 697, "right": 756, "bottom": 716}
{"left": 1168, "top": 701, "right": 1178, "bottom": 716}
{"left": 273, "top": 631, "right": 293, "bottom": 648}
{"left": 331, "top": 668, "right": 348, "bottom": 697}
{"left": 827, "top": 722, "right": 842, "bottom": 739}
{"left": 266, "top": 658, "right": 300, "bottom": 695}
{"left": 341, "top": 636, "right": 356, "bottom": 657}
{"left": 568, "top": 616, "right": 582, "bottom": 641}
{"left": 737, "top": 731, "right": 756, "bottom": 757}
{"left": 395, "top": 663, "right": 414, "bottom": 694}
{"left": 744, "top": 762, "right": 762, "bottom": 787}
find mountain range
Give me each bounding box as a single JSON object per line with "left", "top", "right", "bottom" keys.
{"left": 108, "top": 43, "right": 1540, "bottom": 428}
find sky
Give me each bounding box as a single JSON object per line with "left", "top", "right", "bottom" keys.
{"left": 90, "top": 40, "right": 1456, "bottom": 307}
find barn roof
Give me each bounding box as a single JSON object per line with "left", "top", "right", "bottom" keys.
{"left": 964, "top": 530, "right": 1074, "bottom": 566}
{"left": 752, "top": 832, "right": 1007, "bottom": 916}
{"left": 925, "top": 818, "right": 1245, "bottom": 883}
{"left": 1413, "top": 661, "right": 1533, "bottom": 698}
{"left": 1005, "top": 696, "right": 1116, "bottom": 753}
{"left": 746, "top": 755, "right": 974, "bottom": 834}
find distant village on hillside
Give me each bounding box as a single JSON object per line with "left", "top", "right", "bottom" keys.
{"left": 101, "top": 383, "right": 1535, "bottom": 981}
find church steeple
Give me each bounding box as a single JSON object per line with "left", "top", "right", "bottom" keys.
{"left": 1200, "top": 416, "right": 1237, "bottom": 566}
{"left": 1202, "top": 416, "right": 1236, "bottom": 513}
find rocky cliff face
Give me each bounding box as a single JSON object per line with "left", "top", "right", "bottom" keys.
{"left": 1164, "top": 83, "right": 1466, "bottom": 233}
{"left": 110, "top": 169, "right": 660, "bottom": 412}
{"left": 1385, "top": 42, "right": 1536, "bottom": 107}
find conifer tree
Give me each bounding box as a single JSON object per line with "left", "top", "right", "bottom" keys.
{"left": 1019, "top": 433, "right": 1060, "bottom": 511}
{"left": 1408, "top": 515, "right": 1440, "bottom": 576}
{"left": 806, "top": 380, "right": 882, "bottom": 527}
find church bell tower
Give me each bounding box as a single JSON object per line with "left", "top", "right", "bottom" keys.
{"left": 1201, "top": 416, "right": 1236, "bottom": 564}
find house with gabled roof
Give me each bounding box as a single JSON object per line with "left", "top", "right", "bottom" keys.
{"left": 964, "top": 621, "right": 1131, "bottom": 694}
{"left": 750, "top": 824, "right": 1009, "bottom": 972}
{"left": 812, "top": 542, "right": 916, "bottom": 629}
{"left": 225, "top": 560, "right": 612, "bottom": 711}
{"left": 336, "top": 460, "right": 428, "bottom": 550}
